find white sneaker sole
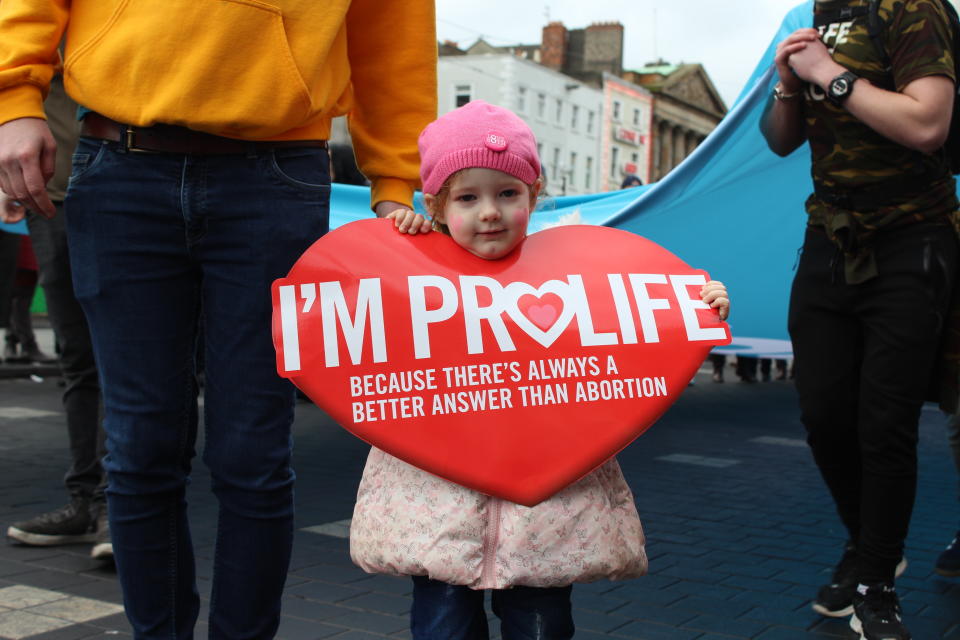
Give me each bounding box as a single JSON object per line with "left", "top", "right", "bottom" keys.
{"left": 812, "top": 602, "right": 854, "bottom": 617}
{"left": 849, "top": 611, "right": 910, "bottom": 640}
{"left": 91, "top": 542, "right": 113, "bottom": 560}
{"left": 848, "top": 558, "right": 911, "bottom": 640}
{"left": 850, "top": 613, "right": 865, "bottom": 638}
{"left": 6, "top": 526, "right": 97, "bottom": 546}
{"left": 812, "top": 557, "right": 908, "bottom": 619}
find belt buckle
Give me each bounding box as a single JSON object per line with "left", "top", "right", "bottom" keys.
{"left": 125, "top": 126, "right": 153, "bottom": 154}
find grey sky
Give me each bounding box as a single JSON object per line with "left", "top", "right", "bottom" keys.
{"left": 435, "top": 0, "right": 806, "bottom": 109}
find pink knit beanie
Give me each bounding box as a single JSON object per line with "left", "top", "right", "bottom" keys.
{"left": 419, "top": 100, "right": 541, "bottom": 195}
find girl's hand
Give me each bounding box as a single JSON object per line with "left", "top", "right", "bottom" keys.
{"left": 700, "top": 280, "right": 730, "bottom": 322}
{"left": 385, "top": 207, "right": 432, "bottom": 235}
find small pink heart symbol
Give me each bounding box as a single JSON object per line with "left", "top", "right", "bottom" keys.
{"left": 527, "top": 304, "right": 558, "bottom": 329}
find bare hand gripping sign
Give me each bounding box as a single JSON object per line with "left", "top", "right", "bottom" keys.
{"left": 271, "top": 219, "right": 731, "bottom": 506}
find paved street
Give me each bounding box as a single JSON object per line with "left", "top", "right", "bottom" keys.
{"left": 1, "top": 358, "right": 959, "bottom": 640}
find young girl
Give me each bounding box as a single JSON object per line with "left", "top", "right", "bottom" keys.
{"left": 350, "top": 100, "right": 730, "bottom": 640}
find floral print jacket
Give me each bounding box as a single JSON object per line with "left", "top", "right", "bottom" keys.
{"left": 350, "top": 447, "right": 647, "bottom": 589}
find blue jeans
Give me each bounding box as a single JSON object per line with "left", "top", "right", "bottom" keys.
{"left": 65, "top": 137, "right": 330, "bottom": 639}
{"left": 410, "top": 577, "right": 574, "bottom": 640}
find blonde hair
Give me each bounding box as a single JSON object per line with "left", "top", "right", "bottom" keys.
{"left": 426, "top": 170, "right": 543, "bottom": 235}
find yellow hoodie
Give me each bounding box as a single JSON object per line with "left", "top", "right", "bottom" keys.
{"left": 0, "top": 0, "right": 437, "bottom": 207}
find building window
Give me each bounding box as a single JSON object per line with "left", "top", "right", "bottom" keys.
{"left": 555, "top": 98, "right": 563, "bottom": 123}
{"left": 611, "top": 147, "right": 620, "bottom": 177}
{"left": 633, "top": 108, "right": 641, "bottom": 126}
{"left": 569, "top": 151, "right": 577, "bottom": 186}
{"left": 537, "top": 93, "right": 546, "bottom": 119}
{"left": 537, "top": 142, "right": 543, "bottom": 161}
{"left": 587, "top": 110, "right": 595, "bottom": 134}
{"left": 612, "top": 101, "right": 622, "bottom": 121}
{"left": 585, "top": 156, "right": 593, "bottom": 190}
{"left": 516, "top": 87, "right": 527, "bottom": 113}
{"left": 570, "top": 105, "right": 579, "bottom": 130}
{"left": 552, "top": 147, "right": 561, "bottom": 181}
{"left": 455, "top": 85, "right": 472, "bottom": 108}
{"left": 631, "top": 151, "right": 639, "bottom": 164}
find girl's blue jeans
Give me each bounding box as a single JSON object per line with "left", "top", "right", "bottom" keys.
{"left": 410, "top": 576, "right": 575, "bottom": 640}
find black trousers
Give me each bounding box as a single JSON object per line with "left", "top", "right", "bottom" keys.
{"left": 788, "top": 224, "right": 958, "bottom": 583}
{"left": 0, "top": 230, "right": 20, "bottom": 328}
{"left": 26, "top": 206, "right": 105, "bottom": 501}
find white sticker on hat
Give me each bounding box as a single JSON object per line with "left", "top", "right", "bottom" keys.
{"left": 485, "top": 132, "right": 508, "bottom": 152}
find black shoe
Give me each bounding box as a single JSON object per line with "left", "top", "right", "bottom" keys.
{"left": 811, "top": 543, "right": 907, "bottom": 618}
{"left": 812, "top": 541, "right": 859, "bottom": 617}
{"left": 7, "top": 496, "right": 97, "bottom": 546}
{"left": 21, "top": 341, "right": 58, "bottom": 364}
{"left": 3, "top": 337, "right": 26, "bottom": 364}
{"left": 850, "top": 583, "right": 910, "bottom": 640}
{"left": 90, "top": 503, "right": 113, "bottom": 561}
{"left": 935, "top": 531, "right": 960, "bottom": 577}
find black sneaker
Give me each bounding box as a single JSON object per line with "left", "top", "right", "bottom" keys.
{"left": 935, "top": 531, "right": 960, "bottom": 577}
{"left": 812, "top": 541, "right": 859, "bottom": 617}
{"left": 3, "top": 337, "right": 26, "bottom": 364}
{"left": 90, "top": 503, "right": 113, "bottom": 561}
{"left": 850, "top": 582, "right": 910, "bottom": 640}
{"left": 7, "top": 496, "right": 97, "bottom": 546}
{"left": 812, "top": 543, "right": 907, "bottom": 617}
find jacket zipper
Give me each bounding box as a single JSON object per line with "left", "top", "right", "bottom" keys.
{"left": 480, "top": 497, "right": 502, "bottom": 588}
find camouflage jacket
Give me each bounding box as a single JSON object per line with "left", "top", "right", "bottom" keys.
{"left": 805, "top": 0, "right": 958, "bottom": 283}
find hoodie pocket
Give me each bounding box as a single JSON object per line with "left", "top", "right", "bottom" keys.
{"left": 65, "top": 0, "right": 313, "bottom": 139}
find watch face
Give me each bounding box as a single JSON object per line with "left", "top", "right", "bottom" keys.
{"left": 831, "top": 78, "right": 850, "bottom": 96}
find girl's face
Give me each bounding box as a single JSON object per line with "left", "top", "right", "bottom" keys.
{"left": 428, "top": 168, "right": 538, "bottom": 260}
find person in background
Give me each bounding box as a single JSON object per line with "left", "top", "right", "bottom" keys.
{"left": 709, "top": 353, "right": 726, "bottom": 382}
{"left": 2, "top": 233, "right": 55, "bottom": 363}
{"left": 330, "top": 142, "right": 369, "bottom": 186}
{"left": 2, "top": 71, "right": 109, "bottom": 560}
{"left": 620, "top": 173, "right": 643, "bottom": 189}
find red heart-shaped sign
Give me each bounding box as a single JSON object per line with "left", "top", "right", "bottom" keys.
{"left": 272, "top": 219, "right": 730, "bottom": 506}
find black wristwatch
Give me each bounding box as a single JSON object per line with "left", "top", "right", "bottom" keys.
{"left": 827, "top": 71, "right": 859, "bottom": 106}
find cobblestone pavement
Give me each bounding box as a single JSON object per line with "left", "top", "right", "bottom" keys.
{"left": 1, "top": 361, "right": 959, "bottom": 639}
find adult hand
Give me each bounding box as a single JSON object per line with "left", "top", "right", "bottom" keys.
{"left": 775, "top": 28, "right": 820, "bottom": 94}
{"left": 0, "top": 190, "right": 27, "bottom": 224}
{"left": 0, "top": 118, "right": 57, "bottom": 218}
{"left": 787, "top": 36, "right": 845, "bottom": 90}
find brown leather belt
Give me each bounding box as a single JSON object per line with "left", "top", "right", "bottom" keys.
{"left": 80, "top": 112, "right": 328, "bottom": 155}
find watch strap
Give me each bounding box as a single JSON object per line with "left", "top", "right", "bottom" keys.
{"left": 827, "top": 71, "right": 859, "bottom": 106}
